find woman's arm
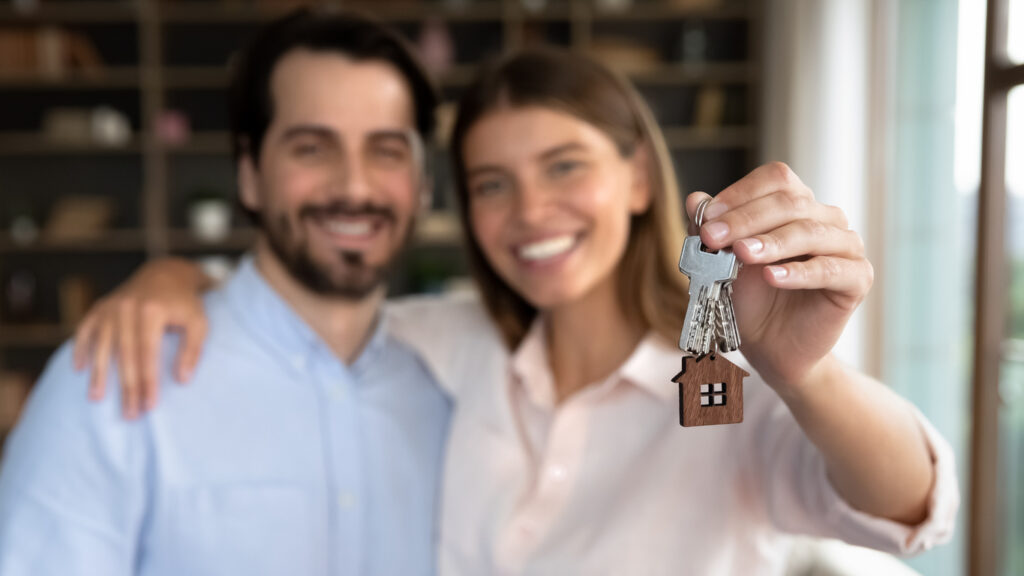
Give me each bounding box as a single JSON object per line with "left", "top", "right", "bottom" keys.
{"left": 687, "top": 163, "right": 933, "bottom": 525}
{"left": 72, "top": 257, "right": 214, "bottom": 419}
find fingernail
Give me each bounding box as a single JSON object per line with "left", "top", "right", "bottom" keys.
{"left": 704, "top": 201, "right": 728, "bottom": 220}
{"left": 704, "top": 221, "right": 729, "bottom": 242}
{"left": 738, "top": 238, "right": 763, "bottom": 254}
{"left": 767, "top": 266, "right": 789, "bottom": 280}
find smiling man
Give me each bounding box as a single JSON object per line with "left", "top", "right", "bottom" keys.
{"left": 0, "top": 10, "right": 450, "bottom": 576}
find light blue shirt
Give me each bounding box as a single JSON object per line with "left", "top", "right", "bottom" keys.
{"left": 0, "top": 257, "right": 451, "bottom": 576}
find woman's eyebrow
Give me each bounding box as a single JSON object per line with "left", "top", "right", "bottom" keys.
{"left": 537, "top": 142, "right": 585, "bottom": 161}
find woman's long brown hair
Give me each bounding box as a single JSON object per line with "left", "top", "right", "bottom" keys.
{"left": 450, "top": 47, "right": 690, "bottom": 350}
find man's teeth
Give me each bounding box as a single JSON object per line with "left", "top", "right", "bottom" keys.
{"left": 325, "top": 220, "right": 373, "bottom": 236}
{"left": 519, "top": 235, "right": 575, "bottom": 261}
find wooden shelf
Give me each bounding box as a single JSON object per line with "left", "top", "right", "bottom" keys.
{"left": 159, "top": 2, "right": 506, "bottom": 23}
{"left": 0, "top": 230, "right": 147, "bottom": 253}
{"left": 0, "top": 133, "right": 143, "bottom": 155}
{"left": 0, "top": 3, "right": 138, "bottom": 23}
{"left": 163, "top": 64, "right": 477, "bottom": 90}
{"left": 170, "top": 228, "right": 256, "bottom": 252}
{"left": 167, "top": 213, "right": 461, "bottom": 252}
{"left": 590, "top": 3, "right": 751, "bottom": 20}
{"left": 625, "top": 62, "right": 754, "bottom": 84}
{"left": 0, "top": 67, "right": 141, "bottom": 90}
{"left": 663, "top": 125, "right": 754, "bottom": 149}
{"left": 0, "top": 324, "right": 69, "bottom": 348}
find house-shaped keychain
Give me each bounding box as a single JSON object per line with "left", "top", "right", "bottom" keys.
{"left": 673, "top": 354, "right": 749, "bottom": 427}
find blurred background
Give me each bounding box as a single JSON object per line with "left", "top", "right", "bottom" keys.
{"left": 0, "top": 0, "right": 1019, "bottom": 574}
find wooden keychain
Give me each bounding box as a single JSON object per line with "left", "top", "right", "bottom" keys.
{"left": 673, "top": 198, "right": 748, "bottom": 427}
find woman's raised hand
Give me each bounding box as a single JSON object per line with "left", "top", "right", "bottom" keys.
{"left": 72, "top": 258, "right": 212, "bottom": 418}
{"left": 685, "top": 162, "right": 873, "bottom": 396}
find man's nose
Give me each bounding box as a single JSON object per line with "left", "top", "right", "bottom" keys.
{"left": 333, "top": 154, "right": 374, "bottom": 202}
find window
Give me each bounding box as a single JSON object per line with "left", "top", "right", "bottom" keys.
{"left": 699, "top": 382, "right": 726, "bottom": 407}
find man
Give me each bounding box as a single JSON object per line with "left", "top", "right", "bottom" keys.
{"left": 0, "top": 10, "right": 450, "bottom": 575}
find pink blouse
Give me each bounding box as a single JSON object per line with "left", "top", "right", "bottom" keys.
{"left": 388, "top": 295, "right": 959, "bottom": 576}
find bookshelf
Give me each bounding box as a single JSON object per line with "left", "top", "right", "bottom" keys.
{"left": 0, "top": 0, "right": 762, "bottom": 431}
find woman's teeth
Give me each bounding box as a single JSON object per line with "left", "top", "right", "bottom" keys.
{"left": 518, "top": 235, "right": 575, "bottom": 262}
{"left": 325, "top": 220, "right": 373, "bottom": 237}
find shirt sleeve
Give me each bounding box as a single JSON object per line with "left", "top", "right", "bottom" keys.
{"left": 749, "top": 375, "right": 960, "bottom": 556}
{"left": 386, "top": 291, "right": 507, "bottom": 399}
{"left": 0, "top": 343, "right": 150, "bottom": 575}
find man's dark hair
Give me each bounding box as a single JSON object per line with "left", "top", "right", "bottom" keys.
{"left": 228, "top": 8, "right": 438, "bottom": 222}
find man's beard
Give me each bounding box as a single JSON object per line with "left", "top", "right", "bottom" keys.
{"left": 262, "top": 200, "right": 411, "bottom": 300}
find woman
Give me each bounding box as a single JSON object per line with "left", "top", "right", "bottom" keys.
{"left": 74, "top": 48, "right": 956, "bottom": 574}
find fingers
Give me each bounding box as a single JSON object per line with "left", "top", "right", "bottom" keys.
{"left": 705, "top": 162, "right": 809, "bottom": 219}
{"left": 700, "top": 191, "right": 846, "bottom": 251}
{"left": 89, "top": 320, "right": 114, "bottom": 402}
{"left": 139, "top": 303, "right": 167, "bottom": 412}
{"left": 764, "top": 256, "right": 874, "bottom": 304}
{"left": 73, "top": 308, "right": 99, "bottom": 372}
{"left": 117, "top": 300, "right": 141, "bottom": 420}
{"left": 175, "top": 316, "right": 208, "bottom": 384}
{"left": 732, "top": 220, "right": 865, "bottom": 265}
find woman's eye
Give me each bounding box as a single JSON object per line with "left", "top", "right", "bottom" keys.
{"left": 548, "top": 160, "right": 582, "bottom": 179}
{"left": 471, "top": 179, "right": 508, "bottom": 197}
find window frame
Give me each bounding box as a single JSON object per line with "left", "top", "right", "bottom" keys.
{"left": 970, "top": 0, "right": 1024, "bottom": 574}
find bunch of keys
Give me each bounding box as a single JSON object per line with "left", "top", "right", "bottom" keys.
{"left": 672, "top": 198, "right": 749, "bottom": 427}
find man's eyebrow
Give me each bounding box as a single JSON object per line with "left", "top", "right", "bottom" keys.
{"left": 367, "top": 129, "right": 415, "bottom": 144}
{"left": 279, "top": 124, "right": 337, "bottom": 141}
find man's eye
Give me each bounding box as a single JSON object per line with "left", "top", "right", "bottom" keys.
{"left": 294, "top": 143, "right": 321, "bottom": 157}
{"left": 371, "top": 146, "right": 408, "bottom": 161}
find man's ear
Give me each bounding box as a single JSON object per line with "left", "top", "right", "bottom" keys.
{"left": 237, "top": 154, "right": 261, "bottom": 212}
{"left": 629, "top": 143, "right": 653, "bottom": 215}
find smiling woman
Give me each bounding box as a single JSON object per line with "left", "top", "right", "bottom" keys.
{"left": 450, "top": 48, "right": 688, "bottom": 350}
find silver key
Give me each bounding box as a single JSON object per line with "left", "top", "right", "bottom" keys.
{"left": 678, "top": 235, "right": 740, "bottom": 355}
{"left": 714, "top": 282, "right": 741, "bottom": 353}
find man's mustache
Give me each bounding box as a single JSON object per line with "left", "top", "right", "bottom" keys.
{"left": 298, "top": 200, "right": 397, "bottom": 224}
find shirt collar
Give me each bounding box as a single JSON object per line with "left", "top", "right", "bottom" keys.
{"left": 223, "top": 254, "right": 390, "bottom": 375}
{"left": 509, "top": 317, "right": 681, "bottom": 407}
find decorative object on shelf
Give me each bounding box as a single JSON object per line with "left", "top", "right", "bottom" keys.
{"left": 44, "top": 195, "right": 115, "bottom": 241}
{"left": 593, "top": 0, "right": 632, "bottom": 13}
{"left": 155, "top": 109, "right": 192, "bottom": 146}
{"left": 197, "top": 256, "right": 236, "bottom": 285}
{"left": 520, "top": 0, "right": 549, "bottom": 15}
{"left": 0, "top": 26, "right": 103, "bottom": 78}
{"left": 1, "top": 269, "right": 38, "bottom": 324}
{"left": 588, "top": 38, "right": 661, "bottom": 73}
{"left": 678, "top": 20, "right": 709, "bottom": 64}
{"left": 694, "top": 84, "right": 726, "bottom": 131}
{"left": 669, "top": 0, "right": 721, "bottom": 9}
{"left": 91, "top": 106, "right": 132, "bottom": 147}
{"left": 42, "top": 106, "right": 132, "bottom": 147}
{"left": 416, "top": 19, "right": 454, "bottom": 79}
{"left": 0, "top": 371, "right": 31, "bottom": 434}
{"left": 59, "top": 275, "right": 95, "bottom": 330}
{"left": 187, "top": 189, "right": 233, "bottom": 243}
{"left": 42, "top": 107, "right": 92, "bottom": 144}
{"left": 434, "top": 102, "right": 457, "bottom": 148}
{"left": 6, "top": 200, "right": 39, "bottom": 247}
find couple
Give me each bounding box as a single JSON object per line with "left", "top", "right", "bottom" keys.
{"left": 0, "top": 8, "right": 957, "bottom": 576}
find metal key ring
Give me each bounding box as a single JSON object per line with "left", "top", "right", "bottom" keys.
{"left": 695, "top": 197, "right": 712, "bottom": 229}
